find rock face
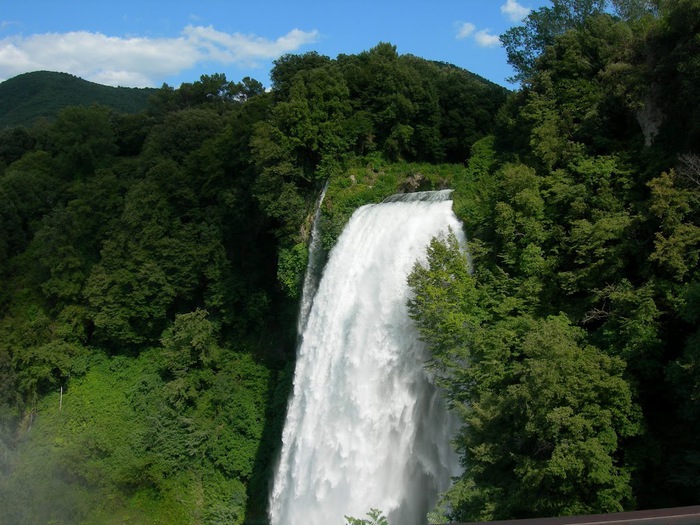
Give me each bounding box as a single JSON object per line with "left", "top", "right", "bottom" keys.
{"left": 399, "top": 172, "right": 426, "bottom": 192}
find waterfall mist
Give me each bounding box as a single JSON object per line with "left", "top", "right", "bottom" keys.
{"left": 270, "top": 191, "right": 463, "bottom": 525}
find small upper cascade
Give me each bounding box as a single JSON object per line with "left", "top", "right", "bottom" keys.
{"left": 297, "top": 180, "right": 330, "bottom": 335}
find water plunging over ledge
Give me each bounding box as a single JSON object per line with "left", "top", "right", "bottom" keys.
{"left": 270, "top": 191, "right": 464, "bottom": 525}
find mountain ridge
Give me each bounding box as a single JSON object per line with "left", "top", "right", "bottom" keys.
{"left": 0, "top": 71, "right": 156, "bottom": 128}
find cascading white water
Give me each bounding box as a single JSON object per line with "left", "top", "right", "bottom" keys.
{"left": 298, "top": 180, "right": 329, "bottom": 335}
{"left": 270, "top": 190, "right": 464, "bottom": 525}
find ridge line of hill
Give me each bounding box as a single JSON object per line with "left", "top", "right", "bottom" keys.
{"left": 0, "top": 70, "right": 157, "bottom": 128}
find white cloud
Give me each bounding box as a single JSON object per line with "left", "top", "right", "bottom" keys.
{"left": 455, "top": 21, "right": 476, "bottom": 40}
{"left": 474, "top": 29, "right": 501, "bottom": 48}
{"left": 501, "top": 0, "right": 531, "bottom": 22}
{"left": 183, "top": 26, "right": 318, "bottom": 67}
{"left": 0, "top": 26, "right": 319, "bottom": 87}
{"left": 454, "top": 18, "right": 503, "bottom": 49}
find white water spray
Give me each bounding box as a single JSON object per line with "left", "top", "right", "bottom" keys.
{"left": 270, "top": 190, "right": 463, "bottom": 525}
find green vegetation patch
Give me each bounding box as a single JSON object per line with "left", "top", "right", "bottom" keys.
{"left": 320, "top": 156, "right": 469, "bottom": 251}
{"left": 0, "top": 339, "right": 273, "bottom": 525}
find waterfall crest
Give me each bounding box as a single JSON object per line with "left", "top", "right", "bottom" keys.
{"left": 382, "top": 188, "right": 453, "bottom": 203}
{"left": 270, "top": 191, "right": 463, "bottom": 525}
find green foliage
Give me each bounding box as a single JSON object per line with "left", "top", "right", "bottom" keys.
{"left": 501, "top": 0, "right": 606, "bottom": 83}
{"left": 409, "top": 237, "right": 640, "bottom": 521}
{"left": 452, "top": 136, "right": 499, "bottom": 239}
{"left": 0, "top": 71, "right": 155, "bottom": 129}
{"left": 0, "top": 127, "right": 35, "bottom": 170}
{"left": 44, "top": 105, "right": 119, "bottom": 178}
{"left": 84, "top": 235, "right": 176, "bottom": 346}
{"left": 500, "top": 0, "right": 656, "bottom": 84}
{"left": 29, "top": 168, "right": 125, "bottom": 307}
{"left": 647, "top": 170, "right": 700, "bottom": 280}
{"left": 0, "top": 150, "right": 59, "bottom": 265}
{"left": 142, "top": 108, "right": 225, "bottom": 165}
{"left": 161, "top": 309, "right": 221, "bottom": 380}
{"left": 248, "top": 43, "right": 504, "bottom": 248}
{"left": 271, "top": 51, "right": 334, "bottom": 99}
{"left": 0, "top": 329, "right": 274, "bottom": 524}
{"left": 319, "top": 160, "right": 466, "bottom": 251}
{"left": 337, "top": 43, "right": 506, "bottom": 163}
{"left": 277, "top": 242, "right": 309, "bottom": 299}
{"left": 345, "top": 508, "right": 389, "bottom": 525}
{"left": 0, "top": 67, "right": 293, "bottom": 522}
{"left": 649, "top": 0, "right": 700, "bottom": 152}
{"left": 407, "top": 233, "right": 479, "bottom": 373}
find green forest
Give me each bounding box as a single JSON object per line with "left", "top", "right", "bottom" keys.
{"left": 0, "top": 71, "right": 155, "bottom": 129}
{"left": 0, "top": 0, "right": 699, "bottom": 523}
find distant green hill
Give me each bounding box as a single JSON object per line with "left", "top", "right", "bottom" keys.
{"left": 0, "top": 71, "right": 157, "bottom": 128}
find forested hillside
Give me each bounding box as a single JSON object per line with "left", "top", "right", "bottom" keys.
{"left": 1, "top": 0, "right": 699, "bottom": 523}
{"left": 408, "top": 0, "right": 700, "bottom": 521}
{"left": 0, "top": 47, "right": 505, "bottom": 524}
{"left": 0, "top": 71, "right": 156, "bottom": 129}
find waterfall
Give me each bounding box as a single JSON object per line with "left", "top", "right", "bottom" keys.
{"left": 270, "top": 191, "right": 464, "bottom": 525}
{"left": 298, "top": 180, "right": 329, "bottom": 335}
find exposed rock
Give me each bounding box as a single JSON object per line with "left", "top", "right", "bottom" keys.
{"left": 399, "top": 172, "right": 425, "bottom": 193}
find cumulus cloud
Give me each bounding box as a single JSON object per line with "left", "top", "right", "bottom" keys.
{"left": 455, "top": 22, "right": 476, "bottom": 40}
{"left": 474, "top": 29, "right": 501, "bottom": 48}
{"left": 501, "top": 0, "right": 531, "bottom": 22}
{"left": 0, "top": 26, "right": 319, "bottom": 87}
{"left": 456, "top": 21, "right": 501, "bottom": 48}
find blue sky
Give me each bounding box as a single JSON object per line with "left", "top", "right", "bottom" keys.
{"left": 0, "top": 1, "right": 551, "bottom": 89}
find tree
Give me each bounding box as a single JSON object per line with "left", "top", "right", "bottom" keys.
{"left": 84, "top": 236, "right": 175, "bottom": 347}
{"left": 0, "top": 151, "right": 60, "bottom": 266}
{"left": 0, "top": 127, "right": 35, "bottom": 171}
{"left": 647, "top": 170, "right": 700, "bottom": 281}
{"left": 251, "top": 62, "right": 352, "bottom": 242}
{"left": 161, "top": 309, "right": 220, "bottom": 377}
{"left": 141, "top": 107, "right": 225, "bottom": 166}
{"left": 147, "top": 73, "right": 264, "bottom": 113}
{"left": 270, "top": 51, "right": 333, "bottom": 99}
{"left": 434, "top": 66, "right": 506, "bottom": 162}
{"left": 611, "top": 0, "right": 658, "bottom": 20}
{"left": 231, "top": 76, "right": 265, "bottom": 102}
{"left": 44, "top": 105, "right": 118, "bottom": 178}
{"left": 647, "top": 0, "right": 700, "bottom": 152}
{"left": 501, "top": 0, "right": 601, "bottom": 82}
{"left": 407, "top": 232, "right": 481, "bottom": 374}
{"left": 345, "top": 508, "right": 389, "bottom": 525}
{"left": 339, "top": 43, "right": 441, "bottom": 161}
{"left": 408, "top": 235, "right": 639, "bottom": 521}
{"left": 500, "top": 0, "right": 657, "bottom": 83}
